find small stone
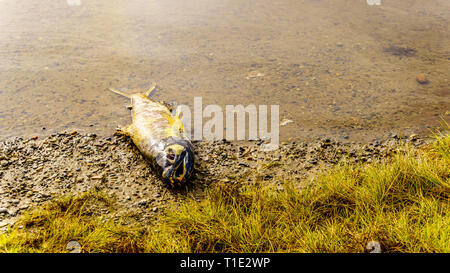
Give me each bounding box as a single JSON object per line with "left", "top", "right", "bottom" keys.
{"left": 366, "top": 241, "right": 382, "bottom": 253}
{"left": 7, "top": 210, "right": 16, "bottom": 216}
{"left": 280, "top": 119, "right": 293, "bottom": 126}
{"left": 415, "top": 74, "right": 428, "bottom": 84}
{"left": 0, "top": 222, "right": 10, "bottom": 229}
{"left": 66, "top": 241, "right": 81, "bottom": 253}
{"left": 18, "top": 204, "right": 29, "bottom": 211}
{"left": 308, "top": 159, "right": 318, "bottom": 165}
{"left": 246, "top": 71, "right": 264, "bottom": 79}
{"left": 1, "top": 160, "right": 8, "bottom": 167}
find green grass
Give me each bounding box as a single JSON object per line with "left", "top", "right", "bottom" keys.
{"left": 1, "top": 129, "right": 449, "bottom": 253}
{"left": 0, "top": 191, "right": 143, "bottom": 253}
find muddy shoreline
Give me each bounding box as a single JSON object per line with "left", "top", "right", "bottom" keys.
{"left": 0, "top": 131, "right": 429, "bottom": 230}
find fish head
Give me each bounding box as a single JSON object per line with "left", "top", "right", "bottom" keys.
{"left": 159, "top": 141, "right": 194, "bottom": 186}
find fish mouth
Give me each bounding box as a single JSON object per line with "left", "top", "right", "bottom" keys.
{"left": 157, "top": 139, "right": 194, "bottom": 186}
{"left": 163, "top": 150, "right": 189, "bottom": 185}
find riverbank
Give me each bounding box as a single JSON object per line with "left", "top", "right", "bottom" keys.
{"left": 0, "top": 131, "right": 427, "bottom": 229}
{"left": 0, "top": 129, "right": 448, "bottom": 252}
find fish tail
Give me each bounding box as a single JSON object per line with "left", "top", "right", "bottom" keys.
{"left": 109, "top": 82, "right": 156, "bottom": 99}
{"left": 108, "top": 88, "right": 131, "bottom": 98}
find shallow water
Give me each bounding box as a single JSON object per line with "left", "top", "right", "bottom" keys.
{"left": 0, "top": 0, "right": 449, "bottom": 142}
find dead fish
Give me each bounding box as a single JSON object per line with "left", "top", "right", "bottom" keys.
{"left": 108, "top": 83, "right": 194, "bottom": 186}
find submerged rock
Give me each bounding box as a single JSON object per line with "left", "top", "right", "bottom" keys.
{"left": 416, "top": 73, "right": 428, "bottom": 84}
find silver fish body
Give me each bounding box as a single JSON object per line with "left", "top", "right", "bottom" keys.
{"left": 109, "top": 84, "right": 194, "bottom": 186}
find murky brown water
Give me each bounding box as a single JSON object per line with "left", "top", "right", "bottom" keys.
{"left": 0, "top": 0, "right": 449, "bottom": 142}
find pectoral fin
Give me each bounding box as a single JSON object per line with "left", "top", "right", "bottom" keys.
{"left": 114, "top": 125, "right": 133, "bottom": 136}
{"left": 173, "top": 117, "right": 185, "bottom": 134}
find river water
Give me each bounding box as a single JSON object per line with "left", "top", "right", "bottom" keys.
{"left": 0, "top": 0, "right": 448, "bottom": 142}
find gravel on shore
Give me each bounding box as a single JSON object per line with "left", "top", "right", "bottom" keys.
{"left": 0, "top": 132, "right": 428, "bottom": 231}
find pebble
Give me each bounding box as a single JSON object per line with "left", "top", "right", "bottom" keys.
{"left": 18, "top": 205, "right": 29, "bottom": 211}
{"left": 366, "top": 241, "right": 382, "bottom": 253}
{"left": 280, "top": 119, "right": 294, "bottom": 126}
{"left": 137, "top": 200, "right": 147, "bottom": 207}
{"left": 416, "top": 74, "right": 428, "bottom": 84}
{"left": 66, "top": 241, "right": 81, "bottom": 253}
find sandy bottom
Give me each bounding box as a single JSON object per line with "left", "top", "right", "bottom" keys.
{"left": 0, "top": 0, "right": 449, "bottom": 142}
